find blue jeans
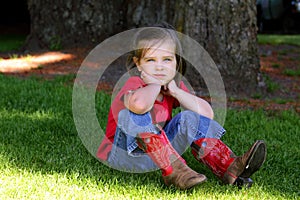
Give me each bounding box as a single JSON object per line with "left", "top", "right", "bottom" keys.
{"left": 107, "top": 109, "right": 225, "bottom": 173}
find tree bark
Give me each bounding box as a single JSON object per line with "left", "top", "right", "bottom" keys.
{"left": 25, "top": 0, "right": 261, "bottom": 96}
{"left": 25, "top": 0, "right": 124, "bottom": 49}
{"left": 173, "top": 0, "right": 261, "bottom": 95}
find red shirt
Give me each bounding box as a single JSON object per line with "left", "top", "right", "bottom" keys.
{"left": 97, "top": 76, "right": 189, "bottom": 160}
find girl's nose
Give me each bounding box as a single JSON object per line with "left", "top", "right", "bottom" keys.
{"left": 155, "top": 63, "right": 164, "bottom": 70}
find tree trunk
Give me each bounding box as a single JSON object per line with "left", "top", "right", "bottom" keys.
{"left": 25, "top": 0, "right": 124, "bottom": 49}
{"left": 174, "top": 0, "right": 261, "bottom": 96}
{"left": 25, "top": 0, "right": 261, "bottom": 96}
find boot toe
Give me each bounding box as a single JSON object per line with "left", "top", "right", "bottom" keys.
{"left": 240, "top": 140, "right": 267, "bottom": 178}
{"left": 185, "top": 173, "right": 207, "bottom": 189}
{"left": 174, "top": 173, "right": 207, "bottom": 190}
{"left": 163, "top": 160, "right": 207, "bottom": 190}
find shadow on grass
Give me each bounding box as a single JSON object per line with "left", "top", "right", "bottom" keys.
{"left": 0, "top": 74, "right": 299, "bottom": 198}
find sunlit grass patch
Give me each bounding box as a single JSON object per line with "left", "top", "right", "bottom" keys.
{"left": 0, "top": 74, "right": 299, "bottom": 199}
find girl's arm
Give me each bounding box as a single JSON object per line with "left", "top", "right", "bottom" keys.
{"left": 124, "top": 72, "right": 163, "bottom": 114}
{"left": 124, "top": 83, "right": 161, "bottom": 114}
{"left": 165, "top": 80, "right": 214, "bottom": 119}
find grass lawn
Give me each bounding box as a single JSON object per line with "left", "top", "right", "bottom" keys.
{"left": 257, "top": 34, "right": 300, "bottom": 46}
{"left": 0, "top": 35, "right": 27, "bottom": 52}
{"left": 0, "top": 74, "right": 299, "bottom": 200}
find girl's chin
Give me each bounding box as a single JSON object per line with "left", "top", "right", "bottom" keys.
{"left": 160, "top": 79, "right": 171, "bottom": 84}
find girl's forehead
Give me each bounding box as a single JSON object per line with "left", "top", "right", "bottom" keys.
{"left": 138, "top": 39, "right": 176, "bottom": 54}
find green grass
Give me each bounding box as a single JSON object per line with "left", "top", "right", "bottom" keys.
{"left": 257, "top": 34, "right": 300, "bottom": 46}
{"left": 283, "top": 69, "right": 300, "bottom": 77}
{"left": 0, "top": 74, "right": 299, "bottom": 199}
{"left": 262, "top": 73, "right": 281, "bottom": 93}
{"left": 0, "top": 35, "right": 27, "bottom": 52}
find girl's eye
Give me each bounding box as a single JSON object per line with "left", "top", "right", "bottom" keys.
{"left": 164, "top": 58, "right": 172, "bottom": 62}
{"left": 146, "top": 59, "right": 155, "bottom": 62}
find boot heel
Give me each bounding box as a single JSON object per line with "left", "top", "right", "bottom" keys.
{"left": 234, "top": 177, "right": 253, "bottom": 188}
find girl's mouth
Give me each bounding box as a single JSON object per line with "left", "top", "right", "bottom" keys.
{"left": 154, "top": 74, "right": 166, "bottom": 78}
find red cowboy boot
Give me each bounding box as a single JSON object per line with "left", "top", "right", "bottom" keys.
{"left": 136, "top": 131, "right": 207, "bottom": 190}
{"left": 191, "top": 138, "right": 266, "bottom": 188}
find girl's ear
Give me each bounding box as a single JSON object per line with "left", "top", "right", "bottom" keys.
{"left": 133, "top": 57, "right": 142, "bottom": 71}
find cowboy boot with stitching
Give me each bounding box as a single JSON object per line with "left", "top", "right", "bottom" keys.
{"left": 191, "top": 138, "right": 266, "bottom": 188}
{"left": 137, "top": 131, "right": 207, "bottom": 190}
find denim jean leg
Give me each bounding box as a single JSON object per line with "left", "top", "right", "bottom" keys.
{"left": 117, "top": 109, "right": 159, "bottom": 153}
{"left": 107, "top": 126, "right": 158, "bottom": 173}
{"left": 118, "top": 109, "right": 159, "bottom": 135}
{"left": 164, "top": 110, "right": 226, "bottom": 156}
{"left": 107, "top": 109, "right": 160, "bottom": 173}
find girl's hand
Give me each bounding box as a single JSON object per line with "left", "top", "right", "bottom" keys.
{"left": 162, "top": 80, "right": 179, "bottom": 97}
{"left": 141, "top": 71, "right": 163, "bottom": 85}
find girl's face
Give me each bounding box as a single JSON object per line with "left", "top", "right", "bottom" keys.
{"left": 134, "top": 40, "right": 177, "bottom": 85}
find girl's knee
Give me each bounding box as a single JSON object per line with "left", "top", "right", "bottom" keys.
{"left": 179, "top": 110, "right": 225, "bottom": 139}
{"left": 181, "top": 110, "right": 218, "bottom": 124}
{"left": 181, "top": 110, "right": 201, "bottom": 122}
{"left": 117, "top": 109, "right": 158, "bottom": 138}
{"left": 118, "top": 109, "right": 153, "bottom": 127}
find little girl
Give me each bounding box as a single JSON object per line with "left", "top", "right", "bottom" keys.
{"left": 97, "top": 23, "right": 266, "bottom": 190}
